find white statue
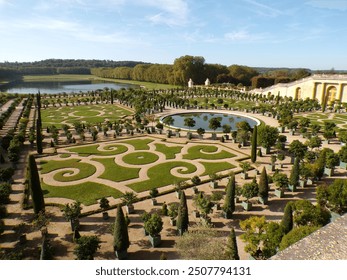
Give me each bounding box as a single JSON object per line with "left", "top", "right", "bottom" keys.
{"left": 188, "top": 78, "right": 194, "bottom": 88}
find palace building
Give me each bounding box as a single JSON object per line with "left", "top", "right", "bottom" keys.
{"left": 252, "top": 74, "right": 347, "bottom": 105}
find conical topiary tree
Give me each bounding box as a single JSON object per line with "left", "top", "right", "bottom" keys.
{"left": 27, "top": 154, "right": 45, "bottom": 215}
{"left": 289, "top": 157, "right": 300, "bottom": 191}
{"left": 258, "top": 167, "right": 269, "bottom": 204}
{"left": 251, "top": 125, "right": 257, "bottom": 163}
{"left": 113, "top": 205, "right": 129, "bottom": 259}
{"left": 36, "top": 119, "right": 43, "bottom": 154}
{"left": 176, "top": 190, "right": 189, "bottom": 236}
{"left": 225, "top": 227, "right": 240, "bottom": 260}
{"left": 223, "top": 173, "right": 236, "bottom": 219}
{"left": 281, "top": 202, "right": 293, "bottom": 234}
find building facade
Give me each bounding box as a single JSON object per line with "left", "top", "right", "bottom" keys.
{"left": 252, "top": 74, "right": 347, "bottom": 105}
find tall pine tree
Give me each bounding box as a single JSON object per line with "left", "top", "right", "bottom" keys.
{"left": 251, "top": 125, "right": 258, "bottom": 163}
{"left": 177, "top": 190, "right": 189, "bottom": 235}
{"left": 113, "top": 205, "right": 129, "bottom": 259}
{"left": 258, "top": 167, "right": 269, "bottom": 204}
{"left": 223, "top": 173, "right": 236, "bottom": 219}
{"left": 225, "top": 227, "right": 240, "bottom": 260}
{"left": 27, "top": 154, "right": 45, "bottom": 214}
{"left": 289, "top": 157, "right": 300, "bottom": 187}
{"left": 36, "top": 118, "right": 43, "bottom": 154}
{"left": 281, "top": 202, "right": 293, "bottom": 234}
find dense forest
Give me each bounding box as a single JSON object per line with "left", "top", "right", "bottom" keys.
{"left": 0, "top": 56, "right": 313, "bottom": 88}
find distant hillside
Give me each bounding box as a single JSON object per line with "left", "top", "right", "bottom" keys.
{"left": 0, "top": 59, "right": 149, "bottom": 68}
{"left": 253, "top": 67, "right": 312, "bottom": 75}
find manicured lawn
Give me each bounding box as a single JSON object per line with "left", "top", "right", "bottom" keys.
{"left": 201, "top": 161, "right": 236, "bottom": 176}
{"left": 68, "top": 143, "right": 128, "bottom": 156}
{"left": 120, "top": 138, "right": 153, "bottom": 150}
{"left": 92, "top": 158, "right": 140, "bottom": 182}
{"left": 183, "top": 145, "right": 236, "bottom": 160}
{"left": 42, "top": 181, "right": 123, "bottom": 206}
{"left": 40, "top": 159, "right": 96, "bottom": 182}
{"left": 154, "top": 143, "right": 183, "bottom": 159}
{"left": 41, "top": 104, "right": 132, "bottom": 128}
{"left": 122, "top": 151, "right": 159, "bottom": 165}
{"left": 128, "top": 161, "right": 197, "bottom": 192}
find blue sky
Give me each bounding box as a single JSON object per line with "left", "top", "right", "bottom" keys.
{"left": 0, "top": 0, "right": 347, "bottom": 69}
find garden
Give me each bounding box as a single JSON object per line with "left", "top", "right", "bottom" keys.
{"left": 39, "top": 137, "right": 240, "bottom": 205}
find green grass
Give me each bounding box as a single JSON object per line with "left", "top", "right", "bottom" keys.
{"left": 154, "top": 143, "right": 183, "bottom": 159}
{"left": 128, "top": 161, "right": 197, "bottom": 192}
{"left": 201, "top": 161, "right": 236, "bottom": 176}
{"left": 42, "top": 181, "right": 123, "bottom": 206}
{"left": 122, "top": 151, "right": 159, "bottom": 165}
{"left": 120, "top": 138, "right": 153, "bottom": 150}
{"left": 183, "top": 145, "right": 236, "bottom": 160}
{"left": 23, "top": 74, "right": 97, "bottom": 82}
{"left": 40, "top": 159, "right": 96, "bottom": 182}
{"left": 97, "top": 77, "right": 178, "bottom": 90}
{"left": 41, "top": 104, "right": 132, "bottom": 128}
{"left": 68, "top": 143, "right": 128, "bottom": 156}
{"left": 92, "top": 158, "right": 140, "bottom": 182}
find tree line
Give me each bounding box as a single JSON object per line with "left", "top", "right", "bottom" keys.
{"left": 1, "top": 56, "right": 313, "bottom": 88}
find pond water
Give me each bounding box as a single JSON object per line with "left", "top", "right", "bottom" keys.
{"left": 161, "top": 112, "right": 259, "bottom": 132}
{"left": 1, "top": 80, "right": 138, "bottom": 94}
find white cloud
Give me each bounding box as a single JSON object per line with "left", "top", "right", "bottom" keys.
{"left": 243, "top": 0, "right": 283, "bottom": 17}
{"left": 224, "top": 30, "right": 266, "bottom": 42}
{"left": 306, "top": 0, "right": 347, "bottom": 11}
{"left": 1, "top": 17, "right": 142, "bottom": 45}
{"left": 141, "top": 0, "right": 190, "bottom": 26}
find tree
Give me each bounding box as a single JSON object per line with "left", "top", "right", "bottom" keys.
{"left": 172, "top": 55, "right": 205, "bottom": 85}
{"left": 208, "top": 117, "right": 221, "bottom": 132}
{"left": 242, "top": 179, "right": 259, "bottom": 202}
{"left": 144, "top": 213, "right": 163, "bottom": 237}
{"left": 251, "top": 125, "right": 258, "bottom": 163}
{"left": 292, "top": 200, "right": 331, "bottom": 227}
{"left": 279, "top": 225, "right": 320, "bottom": 251}
{"left": 272, "top": 172, "right": 289, "bottom": 190}
{"left": 257, "top": 125, "right": 279, "bottom": 150}
{"left": 177, "top": 191, "right": 189, "bottom": 235}
{"left": 289, "top": 157, "right": 300, "bottom": 187}
{"left": 74, "top": 235, "right": 101, "bottom": 260}
{"left": 317, "top": 179, "right": 347, "bottom": 214}
{"left": 36, "top": 119, "right": 43, "bottom": 154}
{"left": 62, "top": 201, "right": 82, "bottom": 230}
{"left": 240, "top": 215, "right": 284, "bottom": 259}
{"left": 184, "top": 117, "right": 196, "bottom": 132}
{"left": 223, "top": 174, "right": 236, "bottom": 219}
{"left": 288, "top": 139, "right": 309, "bottom": 159}
{"left": 225, "top": 227, "right": 240, "bottom": 260}
{"left": 27, "top": 154, "right": 45, "bottom": 215}
{"left": 281, "top": 202, "right": 293, "bottom": 234}
{"left": 113, "top": 205, "right": 130, "bottom": 258}
{"left": 305, "top": 136, "right": 322, "bottom": 150}
{"left": 258, "top": 167, "right": 269, "bottom": 203}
